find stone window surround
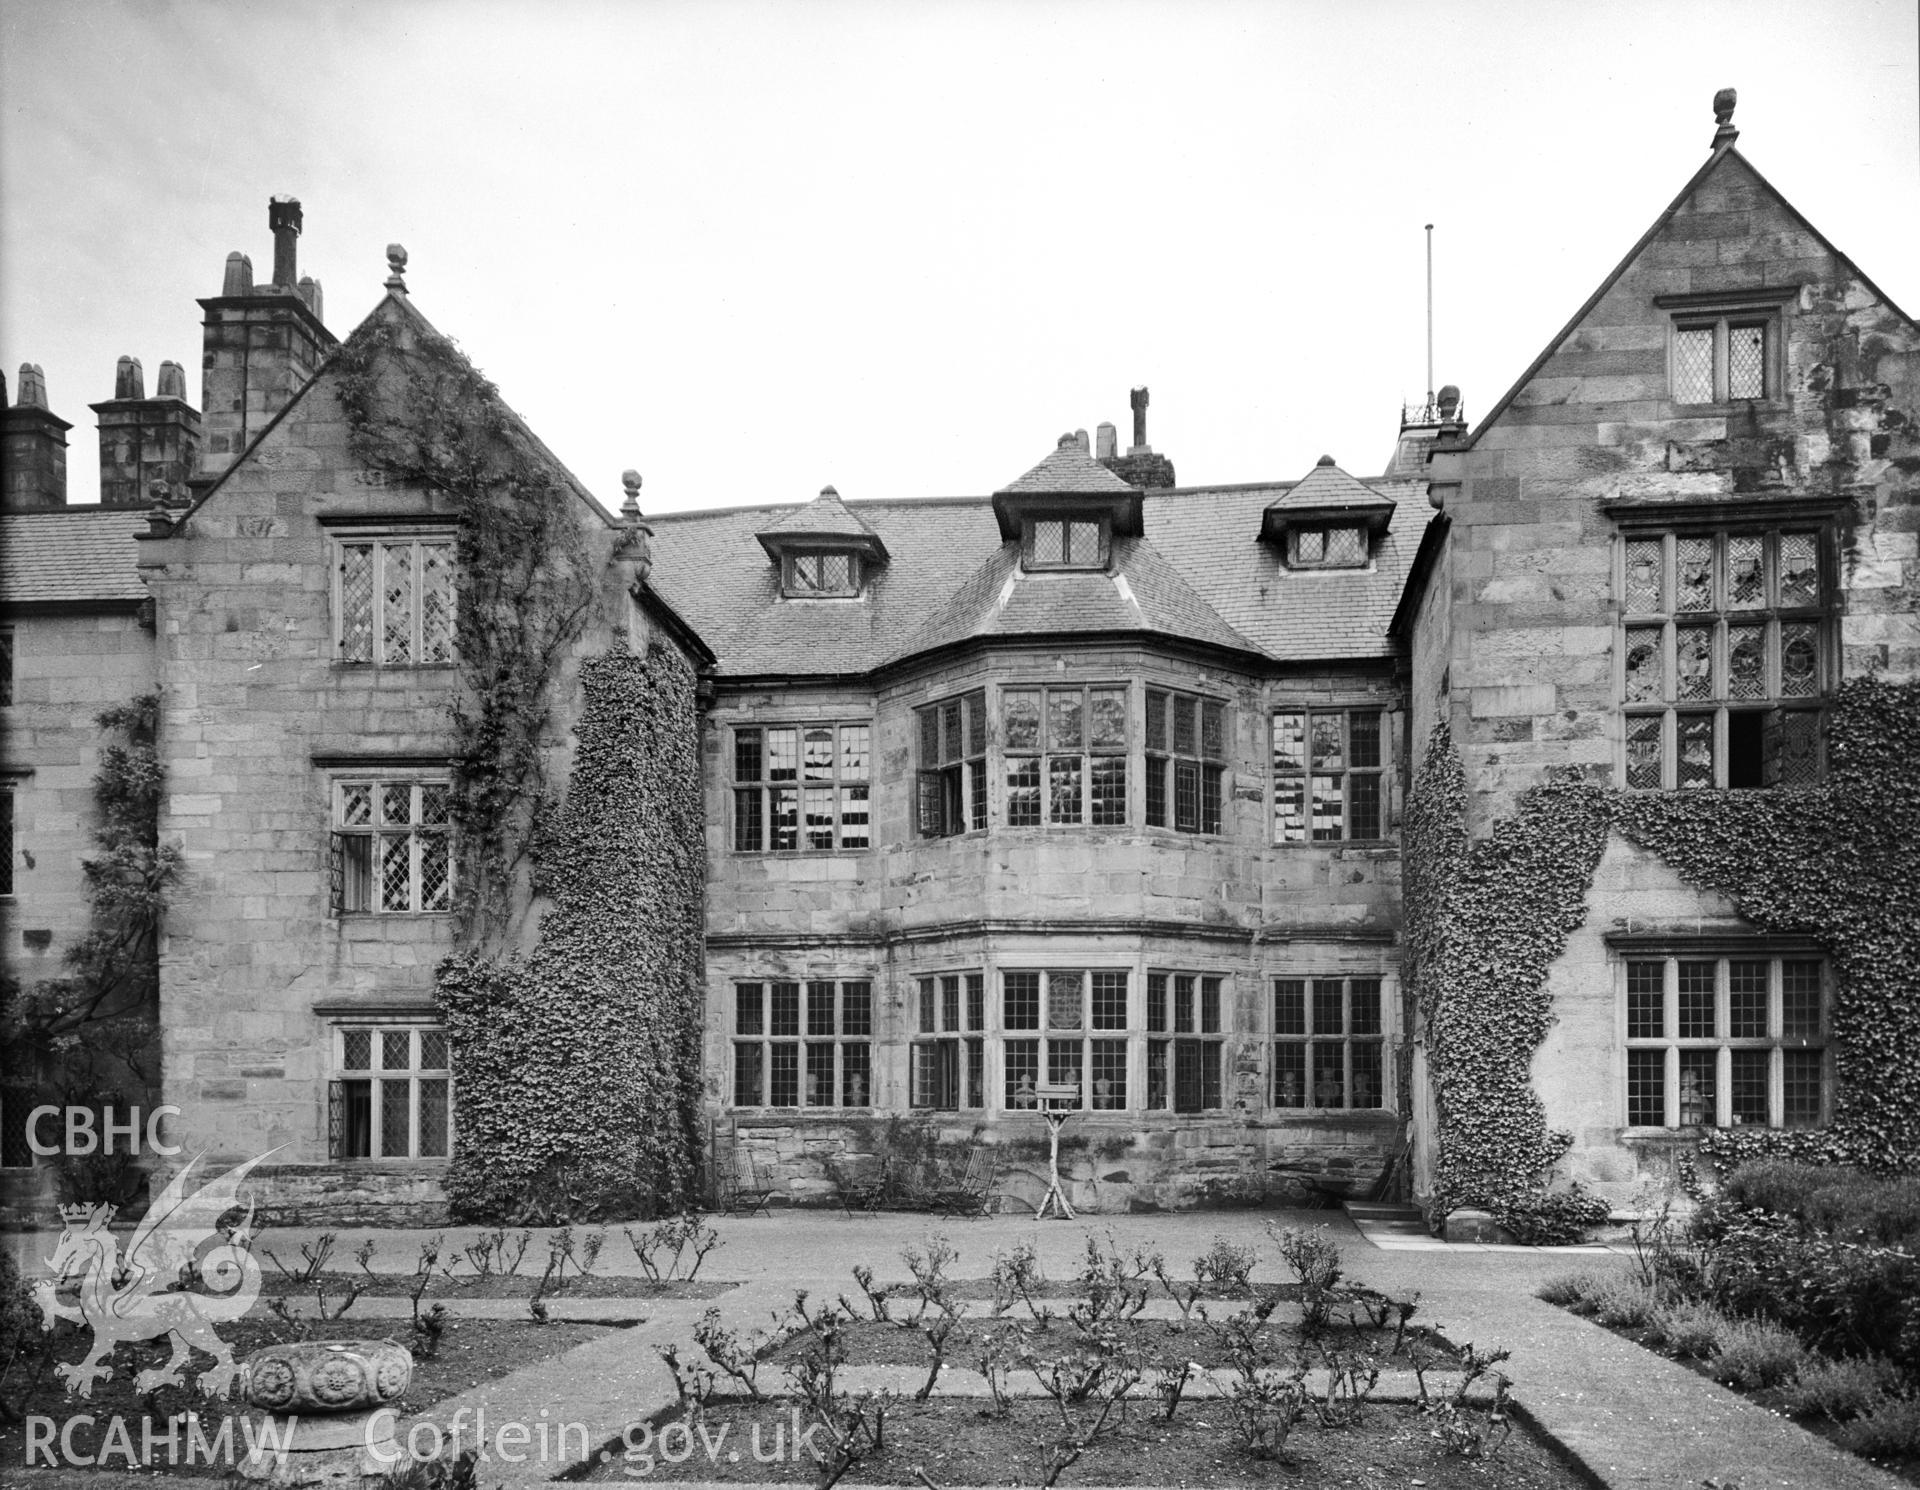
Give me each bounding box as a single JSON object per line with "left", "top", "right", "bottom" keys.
{"left": 1286, "top": 523, "right": 1372, "bottom": 571}
{"left": 1272, "top": 975, "right": 1388, "bottom": 1112}
{"left": 915, "top": 691, "right": 988, "bottom": 840}
{"left": 328, "top": 1020, "right": 452, "bottom": 1162}
{"left": 1610, "top": 502, "right": 1836, "bottom": 792}
{"left": 1270, "top": 705, "right": 1389, "bottom": 844}
{"left": 1021, "top": 512, "right": 1112, "bottom": 572}
{"left": 1655, "top": 287, "right": 1793, "bottom": 409}
{"left": 1144, "top": 970, "right": 1228, "bottom": 1113}
{"left": 1611, "top": 936, "right": 1828, "bottom": 1132}
{"left": 781, "top": 549, "right": 863, "bottom": 599}
{"left": 909, "top": 970, "right": 987, "bottom": 1112}
{"left": 327, "top": 772, "right": 453, "bottom": 916}
{"left": 730, "top": 721, "right": 874, "bottom": 854}
{"left": 327, "top": 523, "right": 457, "bottom": 668}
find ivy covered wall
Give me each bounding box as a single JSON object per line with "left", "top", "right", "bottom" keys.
{"left": 1407, "top": 677, "right": 1920, "bottom": 1221}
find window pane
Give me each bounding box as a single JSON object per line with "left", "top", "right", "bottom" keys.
{"left": 1676, "top": 537, "right": 1713, "bottom": 613}
{"left": 1004, "top": 690, "right": 1040, "bottom": 750}
{"left": 381, "top": 542, "right": 415, "bottom": 664}
{"left": 1047, "top": 972, "right": 1084, "bottom": 1030}
{"left": 1326, "top": 526, "right": 1366, "bottom": 565}
{"left": 1090, "top": 1040, "right": 1126, "bottom": 1109}
{"left": 734, "top": 788, "right": 764, "bottom": 851}
{"left": 1091, "top": 757, "right": 1127, "bottom": 825}
{"left": 1274, "top": 774, "right": 1306, "bottom": 841}
{"left": 736, "top": 984, "right": 763, "bottom": 1036}
{"left": 419, "top": 1030, "right": 449, "bottom": 1069}
{"left": 918, "top": 979, "right": 937, "bottom": 1035}
{"left": 1274, "top": 1043, "right": 1306, "bottom": 1107}
{"left": 1146, "top": 757, "right": 1168, "bottom": 829}
{"left": 380, "top": 784, "right": 412, "bottom": 825}
{"left": 966, "top": 975, "right": 985, "bottom": 1032}
{"left": 340, "top": 784, "right": 373, "bottom": 826}
{"left": 1780, "top": 624, "right": 1819, "bottom": 698}
{"left": 1626, "top": 715, "right": 1664, "bottom": 790}
{"left": 1172, "top": 976, "right": 1194, "bottom": 1034}
{"left": 839, "top": 726, "right": 870, "bottom": 782}
{"left": 1730, "top": 1050, "right": 1768, "bottom": 1126}
{"left": 1067, "top": 521, "right": 1100, "bottom": 564}
{"left": 768, "top": 1044, "right": 799, "bottom": 1107}
{"left": 339, "top": 543, "right": 375, "bottom": 661}
{"left": 933, "top": 974, "right": 957, "bottom": 1033}
{"left": 1349, "top": 774, "right": 1382, "bottom": 840}
{"left": 1772, "top": 711, "right": 1821, "bottom": 787}
{"left": 1174, "top": 759, "right": 1199, "bottom": 833}
{"left": 805, "top": 1043, "right": 834, "bottom": 1106}
{"left": 1045, "top": 1040, "right": 1083, "bottom": 1102}
{"left": 1031, "top": 520, "right": 1064, "bottom": 565}
{"left": 734, "top": 1043, "right": 763, "bottom": 1105}
{"left": 1147, "top": 973, "right": 1167, "bottom": 1033}
{"left": 1004, "top": 973, "right": 1040, "bottom": 1030}
{"left": 943, "top": 702, "right": 963, "bottom": 762}
{"left": 1092, "top": 972, "right": 1128, "bottom": 1031}
{"left": 1049, "top": 691, "right": 1084, "bottom": 750}
{"left": 819, "top": 553, "right": 851, "bottom": 591}
{"left": 1296, "top": 528, "right": 1325, "bottom": 563}
{"left": 734, "top": 727, "right": 762, "bottom": 780}
{"left": 843, "top": 1043, "right": 871, "bottom": 1107}
{"left": 1728, "top": 536, "right": 1765, "bottom": 609}
{"left": 1313, "top": 980, "right": 1345, "bottom": 1036}
{"left": 1624, "top": 539, "right": 1663, "bottom": 615}
{"left": 1202, "top": 702, "right": 1224, "bottom": 759}
{"left": 1145, "top": 690, "right": 1168, "bottom": 751}
{"left": 1271, "top": 711, "right": 1306, "bottom": 772}
{"left": 1201, "top": 765, "right": 1223, "bottom": 835}
{"left": 380, "top": 834, "right": 411, "bottom": 911}
{"left": 1048, "top": 756, "right": 1082, "bottom": 824}
{"left": 1779, "top": 533, "right": 1819, "bottom": 608}
{"left": 1007, "top": 758, "right": 1041, "bottom": 826}
{"left": 1677, "top": 713, "right": 1715, "bottom": 789}
{"left": 769, "top": 787, "right": 799, "bottom": 850}
{"left": 1147, "top": 1040, "right": 1169, "bottom": 1108}
{"left": 1005, "top": 1040, "right": 1039, "bottom": 1107}
{"left": 765, "top": 728, "right": 798, "bottom": 781}
{"left": 1782, "top": 962, "right": 1821, "bottom": 1037}
{"left": 1624, "top": 629, "right": 1664, "bottom": 703}
{"left": 807, "top": 982, "right": 836, "bottom": 1037}
{"left": 966, "top": 692, "right": 987, "bottom": 755}
{"left": 1626, "top": 962, "right": 1665, "bottom": 1039}
{"left": 1311, "top": 775, "right": 1345, "bottom": 840}
{"left": 840, "top": 784, "right": 869, "bottom": 848}
{"left": 1200, "top": 977, "right": 1222, "bottom": 1035}
{"left": 1172, "top": 696, "right": 1196, "bottom": 755}
{"left": 1348, "top": 711, "right": 1382, "bottom": 770}
{"left": 1783, "top": 1051, "right": 1823, "bottom": 1127}
{"left": 1673, "top": 327, "right": 1714, "bottom": 403}
{"left": 1728, "top": 625, "right": 1766, "bottom": 700}
{"left": 1628, "top": 1049, "right": 1665, "bottom": 1126}
{"left": 1309, "top": 715, "right": 1344, "bottom": 771}
{"left": 1727, "top": 323, "right": 1766, "bottom": 399}
{"left": 1679, "top": 1049, "right": 1716, "bottom": 1126}
{"left": 1676, "top": 625, "right": 1714, "bottom": 700}
{"left": 803, "top": 786, "right": 835, "bottom": 849}
{"left": 382, "top": 1030, "right": 412, "bottom": 1070}
{"left": 770, "top": 982, "right": 800, "bottom": 1037}
{"left": 964, "top": 1038, "right": 982, "bottom": 1109}
{"left": 1273, "top": 979, "right": 1306, "bottom": 1036}
{"left": 417, "top": 1079, "right": 449, "bottom": 1157}
{"left": 1174, "top": 1040, "right": 1204, "bottom": 1113}
{"left": 1311, "top": 1043, "right": 1345, "bottom": 1107}
{"left": 843, "top": 982, "right": 872, "bottom": 1037}
{"left": 1349, "top": 980, "right": 1381, "bottom": 1036}
{"left": 342, "top": 1030, "right": 371, "bottom": 1070}
{"left": 968, "top": 759, "right": 988, "bottom": 831}
{"left": 381, "top": 1079, "right": 411, "bottom": 1156}
{"left": 1728, "top": 962, "right": 1767, "bottom": 1038}
{"left": 919, "top": 707, "right": 941, "bottom": 764}
{"left": 1089, "top": 689, "right": 1127, "bottom": 748}
{"left": 1678, "top": 962, "right": 1716, "bottom": 1038}
{"left": 420, "top": 543, "right": 454, "bottom": 663}
{"left": 1352, "top": 1042, "right": 1383, "bottom": 1109}
{"left": 913, "top": 1040, "right": 957, "bottom": 1111}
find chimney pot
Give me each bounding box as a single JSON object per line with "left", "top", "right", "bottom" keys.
{"left": 115, "top": 356, "right": 145, "bottom": 401}
{"left": 222, "top": 252, "right": 254, "bottom": 296}
{"left": 1096, "top": 422, "right": 1117, "bottom": 461}
{"left": 1128, "top": 385, "right": 1150, "bottom": 454}
{"left": 157, "top": 361, "right": 188, "bottom": 400}
{"left": 1057, "top": 432, "right": 1077, "bottom": 449}
{"left": 298, "top": 275, "right": 323, "bottom": 321}
{"left": 1074, "top": 429, "right": 1090, "bottom": 454}
{"left": 18, "top": 363, "right": 49, "bottom": 410}
{"left": 268, "top": 196, "right": 303, "bottom": 287}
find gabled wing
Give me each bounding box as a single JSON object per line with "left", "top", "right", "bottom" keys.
{"left": 124, "top": 1148, "right": 281, "bottom": 1291}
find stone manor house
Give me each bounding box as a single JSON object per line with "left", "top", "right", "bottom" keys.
{"left": 2, "top": 97, "right": 1916, "bottom": 1223}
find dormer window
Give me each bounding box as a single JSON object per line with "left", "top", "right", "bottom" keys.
{"left": 1024, "top": 516, "right": 1109, "bottom": 572}
{"left": 783, "top": 550, "right": 860, "bottom": 597}
{"left": 1291, "top": 524, "right": 1368, "bottom": 569}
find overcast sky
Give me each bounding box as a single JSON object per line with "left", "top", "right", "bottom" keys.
{"left": 3, "top": 0, "right": 1915, "bottom": 518}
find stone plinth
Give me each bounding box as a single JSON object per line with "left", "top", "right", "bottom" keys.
{"left": 237, "top": 1340, "right": 410, "bottom": 1485}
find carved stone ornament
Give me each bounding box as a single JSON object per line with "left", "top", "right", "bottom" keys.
{"left": 239, "top": 1339, "right": 412, "bottom": 1413}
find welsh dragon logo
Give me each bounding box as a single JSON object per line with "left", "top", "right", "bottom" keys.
{"left": 33, "top": 1150, "right": 276, "bottom": 1398}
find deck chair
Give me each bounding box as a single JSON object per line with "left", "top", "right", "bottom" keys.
{"left": 825, "top": 1154, "right": 890, "bottom": 1217}
{"left": 726, "top": 1154, "right": 775, "bottom": 1217}
{"left": 934, "top": 1146, "right": 999, "bottom": 1218}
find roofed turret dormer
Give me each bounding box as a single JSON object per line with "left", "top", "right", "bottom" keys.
{"left": 756, "top": 486, "right": 888, "bottom": 597}
{"left": 993, "top": 432, "right": 1144, "bottom": 572}
{"left": 1261, "top": 456, "right": 1397, "bottom": 569}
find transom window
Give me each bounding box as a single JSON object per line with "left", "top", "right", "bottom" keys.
{"left": 732, "top": 724, "right": 871, "bottom": 851}
{"left": 1003, "top": 970, "right": 1129, "bottom": 1110}
{"left": 1004, "top": 686, "right": 1128, "bottom": 828}
{"left": 1621, "top": 528, "right": 1826, "bottom": 790}
{"left": 916, "top": 692, "right": 987, "bottom": 838}
{"left": 1272, "top": 708, "right": 1385, "bottom": 842}
{"left": 1145, "top": 689, "right": 1225, "bottom": 834}
{"left": 1024, "top": 517, "right": 1109, "bottom": 571}
{"left": 733, "top": 979, "right": 872, "bottom": 1108}
{"left": 335, "top": 534, "right": 455, "bottom": 665}
{"left": 1273, "top": 977, "right": 1385, "bottom": 1110}
{"left": 1672, "top": 315, "right": 1774, "bottom": 404}
{"left": 330, "top": 779, "right": 452, "bottom": 915}
{"left": 1624, "top": 954, "right": 1826, "bottom": 1129}
{"left": 782, "top": 551, "right": 860, "bottom": 598}
{"left": 1145, "top": 973, "right": 1225, "bottom": 1112}
{"left": 1289, "top": 524, "right": 1368, "bottom": 569}
{"left": 911, "top": 972, "right": 986, "bottom": 1110}
{"left": 329, "top": 1025, "right": 451, "bottom": 1160}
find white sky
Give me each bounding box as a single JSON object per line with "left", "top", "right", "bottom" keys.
{"left": 3, "top": 0, "right": 1916, "bottom": 518}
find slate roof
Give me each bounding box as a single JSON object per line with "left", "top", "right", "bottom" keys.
{"left": 645, "top": 461, "right": 1432, "bottom": 675}
{"left": 0, "top": 508, "right": 149, "bottom": 606}
{"left": 1266, "top": 457, "right": 1397, "bottom": 515}
{"left": 758, "top": 487, "right": 881, "bottom": 541}
{"left": 997, "top": 440, "right": 1140, "bottom": 496}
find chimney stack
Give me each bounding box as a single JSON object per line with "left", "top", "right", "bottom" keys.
{"left": 1129, "top": 386, "right": 1150, "bottom": 454}
{"left": 93, "top": 353, "right": 203, "bottom": 508}
{"left": 269, "top": 196, "right": 303, "bottom": 288}
{"left": 1100, "top": 385, "right": 1176, "bottom": 489}
{"left": 1096, "top": 422, "right": 1117, "bottom": 461}
{"left": 3, "top": 363, "right": 73, "bottom": 510}
{"left": 196, "top": 197, "right": 335, "bottom": 487}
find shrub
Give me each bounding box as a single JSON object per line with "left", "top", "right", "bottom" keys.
{"left": 1778, "top": 1356, "right": 1903, "bottom": 1422}
{"left": 1836, "top": 1394, "right": 1920, "bottom": 1459}
{"left": 1536, "top": 1271, "right": 1604, "bottom": 1309}
{"left": 1588, "top": 1277, "right": 1659, "bottom": 1330}
{"left": 1710, "top": 1318, "right": 1811, "bottom": 1392}
{"left": 1649, "top": 1300, "right": 1725, "bottom": 1358}
{"left": 1494, "top": 1186, "right": 1610, "bottom": 1246}
{"left": 1705, "top": 1219, "right": 1920, "bottom": 1369}
{"left": 1720, "top": 1159, "right": 1842, "bottom": 1220}
{"left": 1806, "top": 1175, "right": 1920, "bottom": 1248}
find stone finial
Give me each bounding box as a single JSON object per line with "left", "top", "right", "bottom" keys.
{"left": 620, "top": 469, "right": 644, "bottom": 520}
{"left": 1317, "top": 454, "right": 1335, "bottom": 467}
{"left": 17, "top": 363, "right": 49, "bottom": 410}
{"left": 157, "top": 361, "right": 188, "bottom": 400}
{"left": 222, "top": 251, "right": 254, "bottom": 296}
{"left": 1437, "top": 384, "right": 1462, "bottom": 422}
{"left": 1712, "top": 87, "right": 1738, "bottom": 149}
{"left": 146, "top": 487, "right": 173, "bottom": 537}
{"left": 385, "top": 244, "right": 408, "bottom": 292}
{"left": 617, "top": 470, "right": 654, "bottom": 579}
{"left": 114, "top": 356, "right": 145, "bottom": 401}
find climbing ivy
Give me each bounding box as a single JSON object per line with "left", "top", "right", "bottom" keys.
{"left": 1407, "top": 678, "right": 1920, "bottom": 1222}
{"left": 436, "top": 646, "right": 706, "bottom": 1220}
{"left": 333, "top": 313, "right": 598, "bottom": 942}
